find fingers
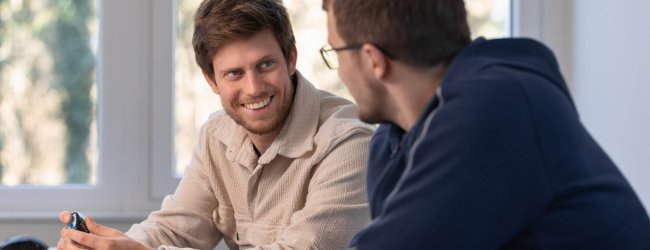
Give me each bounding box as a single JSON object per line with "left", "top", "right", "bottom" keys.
{"left": 86, "top": 216, "right": 125, "bottom": 237}
{"left": 59, "top": 214, "right": 131, "bottom": 250}
{"left": 57, "top": 237, "right": 84, "bottom": 250}
{"left": 59, "top": 210, "right": 72, "bottom": 224}
{"left": 60, "top": 224, "right": 151, "bottom": 250}
{"left": 63, "top": 227, "right": 97, "bottom": 249}
{"left": 57, "top": 237, "right": 65, "bottom": 250}
{"left": 59, "top": 228, "right": 90, "bottom": 250}
{"left": 57, "top": 237, "right": 79, "bottom": 250}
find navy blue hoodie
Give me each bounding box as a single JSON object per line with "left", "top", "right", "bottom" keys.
{"left": 349, "top": 38, "right": 650, "bottom": 249}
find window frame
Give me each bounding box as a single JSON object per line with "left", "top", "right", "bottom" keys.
{"left": 151, "top": 0, "right": 180, "bottom": 199}
{"left": 0, "top": 0, "right": 161, "bottom": 219}
{"left": 511, "top": 0, "right": 573, "bottom": 86}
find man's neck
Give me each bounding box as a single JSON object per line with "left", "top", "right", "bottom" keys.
{"left": 248, "top": 130, "right": 280, "bottom": 155}
{"left": 252, "top": 143, "right": 262, "bottom": 157}
{"left": 387, "top": 63, "right": 447, "bottom": 132}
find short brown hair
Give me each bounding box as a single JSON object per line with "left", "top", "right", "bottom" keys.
{"left": 193, "top": 0, "right": 295, "bottom": 80}
{"left": 324, "top": 0, "right": 471, "bottom": 68}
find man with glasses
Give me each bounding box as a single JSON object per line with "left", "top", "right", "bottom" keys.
{"left": 323, "top": 0, "right": 650, "bottom": 249}
{"left": 56, "top": 0, "right": 373, "bottom": 249}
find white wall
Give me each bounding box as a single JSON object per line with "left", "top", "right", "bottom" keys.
{"left": 570, "top": 0, "right": 650, "bottom": 211}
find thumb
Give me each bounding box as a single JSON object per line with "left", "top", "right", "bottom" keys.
{"left": 59, "top": 210, "right": 71, "bottom": 224}
{"left": 85, "top": 216, "right": 125, "bottom": 237}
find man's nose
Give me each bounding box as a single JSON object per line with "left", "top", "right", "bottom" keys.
{"left": 243, "top": 72, "right": 267, "bottom": 96}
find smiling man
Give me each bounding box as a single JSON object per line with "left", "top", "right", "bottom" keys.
{"left": 57, "top": 0, "right": 372, "bottom": 249}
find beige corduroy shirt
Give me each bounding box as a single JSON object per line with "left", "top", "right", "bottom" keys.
{"left": 126, "top": 72, "right": 373, "bottom": 250}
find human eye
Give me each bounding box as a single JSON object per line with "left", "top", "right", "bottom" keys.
{"left": 258, "top": 59, "right": 276, "bottom": 71}
{"left": 224, "top": 69, "right": 243, "bottom": 80}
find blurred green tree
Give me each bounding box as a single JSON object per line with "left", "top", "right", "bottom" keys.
{"left": 41, "top": 0, "right": 95, "bottom": 183}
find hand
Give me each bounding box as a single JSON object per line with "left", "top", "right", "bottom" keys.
{"left": 57, "top": 211, "right": 154, "bottom": 250}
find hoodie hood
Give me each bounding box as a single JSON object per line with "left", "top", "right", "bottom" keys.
{"left": 443, "top": 37, "right": 574, "bottom": 109}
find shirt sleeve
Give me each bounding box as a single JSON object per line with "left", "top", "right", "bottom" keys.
{"left": 125, "top": 122, "right": 222, "bottom": 250}
{"left": 250, "top": 128, "right": 372, "bottom": 250}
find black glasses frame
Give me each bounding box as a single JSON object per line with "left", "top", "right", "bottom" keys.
{"left": 319, "top": 44, "right": 362, "bottom": 69}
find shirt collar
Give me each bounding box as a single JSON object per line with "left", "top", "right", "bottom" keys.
{"left": 259, "top": 71, "right": 319, "bottom": 163}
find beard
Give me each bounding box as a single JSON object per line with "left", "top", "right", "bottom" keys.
{"left": 225, "top": 74, "right": 296, "bottom": 135}
{"left": 227, "top": 95, "right": 293, "bottom": 135}
{"left": 357, "top": 103, "right": 386, "bottom": 125}
{"left": 352, "top": 82, "right": 389, "bottom": 125}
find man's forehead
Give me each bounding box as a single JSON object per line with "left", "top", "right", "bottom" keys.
{"left": 212, "top": 30, "right": 282, "bottom": 61}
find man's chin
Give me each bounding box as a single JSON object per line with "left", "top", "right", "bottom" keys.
{"left": 359, "top": 111, "right": 383, "bottom": 125}
{"left": 242, "top": 121, "right": 281, "bottom": 135}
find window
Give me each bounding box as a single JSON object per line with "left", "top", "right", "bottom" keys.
{"left": 1, "top": 0, "right": 161, "bottom": 216}
{"left": 466, "top": 0, "right": 511, "bottom": 39}
{"left": 0, "top": 0, "right": 116, "bottom": 214}
{"left": 0, "top": 0, "right": 98, "bottom": 186}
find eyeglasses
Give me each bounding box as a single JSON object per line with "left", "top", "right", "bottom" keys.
{"left": 319, "top": 44, "right": 362, "bottom": 69}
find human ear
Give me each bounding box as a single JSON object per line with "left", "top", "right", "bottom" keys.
{"left": 202, "top": 70, "right": 219, "bottom": 95}
{"left": 360, "top": 43, "right": 389, "bottom": 81}
{"left": 288, "top": 45, "right": 298, "bottom": 75}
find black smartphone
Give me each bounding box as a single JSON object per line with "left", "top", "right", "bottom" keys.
{"left": 68, "top": 211, "right": 90, "bottom": 233}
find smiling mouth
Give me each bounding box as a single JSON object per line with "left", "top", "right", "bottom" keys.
{"left": 243, "top": 96, "right": 272, "bottom": 110}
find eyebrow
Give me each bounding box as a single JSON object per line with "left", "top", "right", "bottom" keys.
{"left": 216, "top": 66, "right": 242, "bottom": 77}
{"left": 216, "top": 54, "right": 280, "bottom": 75}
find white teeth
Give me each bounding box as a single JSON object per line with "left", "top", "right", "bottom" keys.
{"left": 244, "top": 97, "right": 271, "bottom": 110}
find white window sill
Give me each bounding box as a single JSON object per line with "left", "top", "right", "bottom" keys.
{"left": 0, "top": 211, "right": 149, "bottom": 223}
